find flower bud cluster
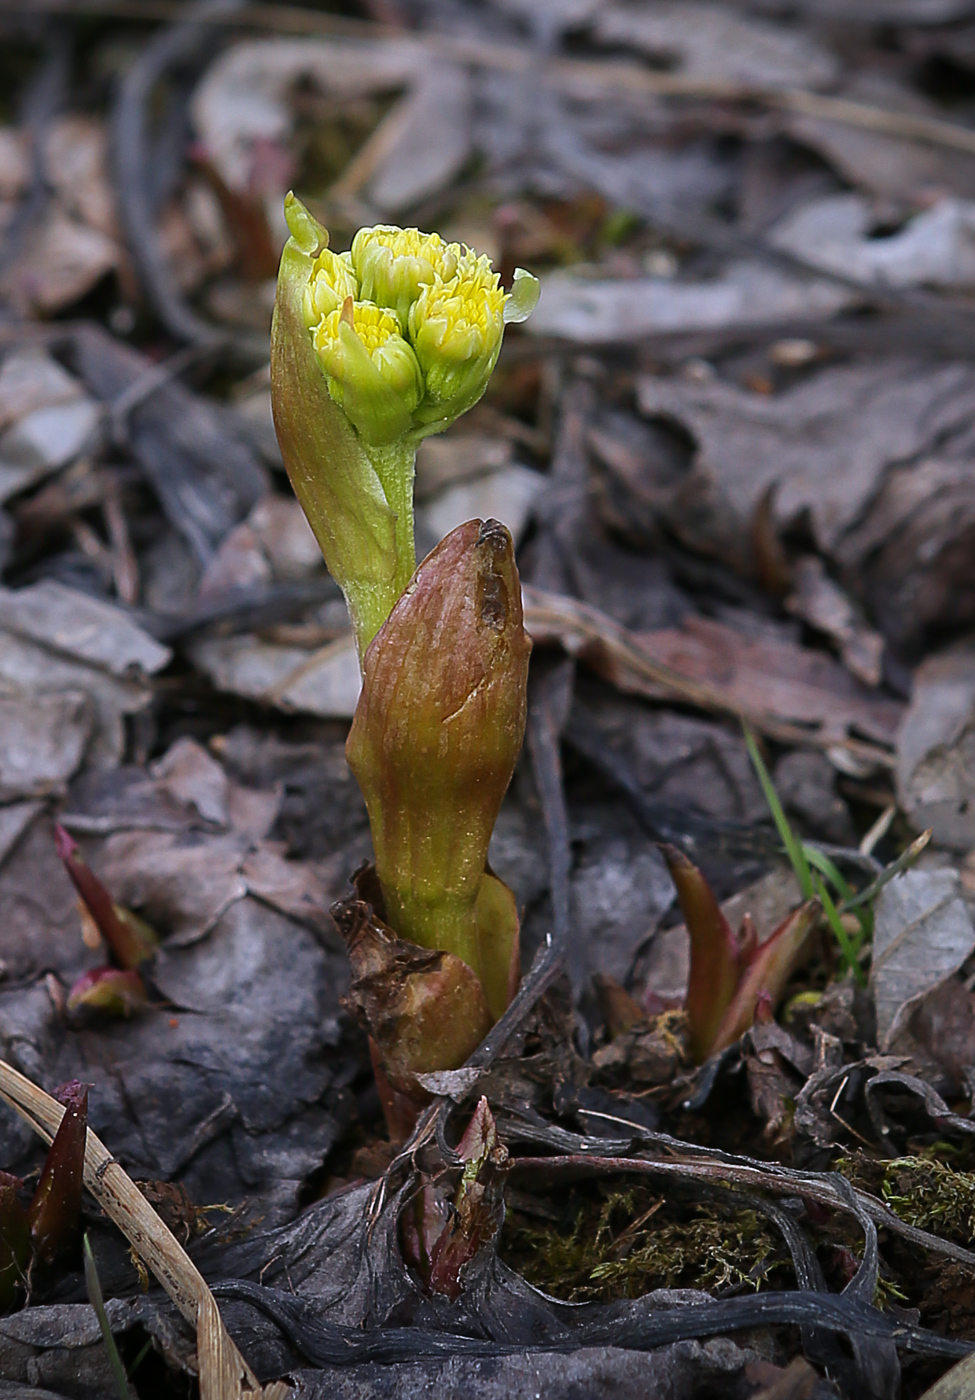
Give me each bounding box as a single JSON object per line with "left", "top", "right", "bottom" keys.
{"left": 298, "top": 210, "right": 538, "bottom": 445}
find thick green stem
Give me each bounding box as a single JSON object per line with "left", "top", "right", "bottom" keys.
{"left": 354, "top": 439, "right": 418, "bottom": 656}
{"left": 381, "top": 886, "right": 482, "bottom": 987}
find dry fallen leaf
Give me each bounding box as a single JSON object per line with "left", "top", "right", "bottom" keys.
{"left": 871, "top": 868, "right": 975, "bottom": 1051}
{"left": 897, "top": 644, "right": 975, "bottom": 852}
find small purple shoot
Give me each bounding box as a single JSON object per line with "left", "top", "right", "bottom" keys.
{"left": 27, "top": 1081, "right": 89, "bottom": 1268}
{"left": 54, "top": 825, "right": 157, "bottom": 970}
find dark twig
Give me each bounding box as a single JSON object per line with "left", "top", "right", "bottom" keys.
{"left": 212, "top": 1276, "right": 971, "bottom": 1369}
{"left": 0, "top": 26, "right": 70, "bottom": 281}
{"left": 526, "top": 656, "right": 574, "bottom": 977}
{"left": 110, "top": 0, "right": 265, "bottom": 357}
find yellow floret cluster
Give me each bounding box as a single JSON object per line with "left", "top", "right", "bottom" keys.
{"left": 352, "top": 225, "right": 460, "bottom": 289}
{"left": 304, "top": 223, "right": 514, "bottom": 440}
{"left": 313, "top": 300, "right": 402, "bottom": 357}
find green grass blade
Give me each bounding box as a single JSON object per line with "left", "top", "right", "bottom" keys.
{"left": 802, "top": 845, "right": 856, "bottom": 903}
{"left": 743, "top": 727, "right": 814, "bottom": 899}
{"left": 803, "top": 844, "right": 871, "bottom": 948}
{"left": 84, "top": 1233, "right": 133, "bottom": 1400}
{"left": 813, "top": 873, "right": 866, "bottom": 986}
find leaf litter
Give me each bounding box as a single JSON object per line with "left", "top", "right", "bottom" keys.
{"left": 3, "top": 1, "right": 975, "bottom": 1397}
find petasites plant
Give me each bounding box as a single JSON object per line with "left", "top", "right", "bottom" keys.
{"left": 272, "top": 202, "right": 538, "bottom": 1115}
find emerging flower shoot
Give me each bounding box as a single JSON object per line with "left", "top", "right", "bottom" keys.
{"left": 274, "top": 206, "right": 538, "bottom": 1116}
{"left": 346, "top": 520, "right": 531, "bottom": 1018}
{"left": 271, "top": 197, "right": 538, "bottom": 657}
{"left": 662, "top": 846, "right": 818, "bottom": 1061}
{"left": 55, "top": 825, "right": 154, "bottom": 1020}
{"left": 55, "top": 825, "right": 156, "bottom": 970}
{"left": 0, "top": 1084, "right": 90, "bottom": 1307}
{"left": 27, "top": 1081, "right": 88, "bottom": 1269}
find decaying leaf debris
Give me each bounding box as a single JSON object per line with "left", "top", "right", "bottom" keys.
{"left": 5, "top": 2, "right": 975, "bottom": 1398}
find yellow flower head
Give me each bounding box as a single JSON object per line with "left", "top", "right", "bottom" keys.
{"left": 302, "top": 245, "right": 358, "bottom": 327}
{"left": 352, "top": 225, "right": 461, "bottom": 329}
{"left": 409, "top": 252, "right": 508, "bottom": 428}
{"left": 313, "top": 297, "right": 423, "bottom": 445}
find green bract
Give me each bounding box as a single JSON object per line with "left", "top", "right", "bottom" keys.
{"left": 271, "top": 194, "right": 539, "bottom": 659}
{"left": 346, "top": 519, "right": 531, "bottom": 1020}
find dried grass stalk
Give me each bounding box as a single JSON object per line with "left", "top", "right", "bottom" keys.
{"left": 0, "top": 1058, "right": 290, "bottom": 1400}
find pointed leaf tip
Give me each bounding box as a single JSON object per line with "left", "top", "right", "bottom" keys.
{"left": 283, "top": 191, "right": 327, "bottom": 255}
{"left": 55, "top": 830, "right": 157, "bottom": 970}
{"left": 28, "top": 1081, "right": 90, "bottom": 1268}
{"left": 661, "top": 845, "right": 740, "bottom": 1062}
{"left": 709, "top": 899, "right": 818, "bottom": 1056}
{"left": 53, "top": 822, "right": 76, "bottom": 863}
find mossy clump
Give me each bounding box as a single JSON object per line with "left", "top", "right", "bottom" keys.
{"left": 839, "top": 1153, "right": 975, "bottom": 1247}
{"left": 503, "top": 1185, "right": 791, "bottom": 1302}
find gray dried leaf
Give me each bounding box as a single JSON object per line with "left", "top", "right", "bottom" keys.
{"left": 416, "top": 464, "right": 543, "bottom": 551}
{"left": 785, "top": 71, "right": 975, "bottom": 203}
{"left": 416, "top": 435, "right": 513, "bottom": 501}
{"left": 618, "top": 613, "right": 901, "bottom": 745}
{"left": 771, "top": 194, "right": 975, "bottom": 291}
{"left": 570, "top": 829, "right": 674, "bottom": 989}
{"left": 189, "top": 632, "right": 361, "bottom": 719}
{"left": 837, "top": 457, "right": 975, "bottom": 653}
{"left": 871, "top": 869, "right": 975, "bottom": 1050}
{"left": 3, "top": 210, "right": 118, "bottom": 316}
{"left": 0, "top": 813, "right": 80, "bottom": 984}
{"left": 286, "top": 1339, "right": 759, "bottom": 1400}
{"left": 415, "top": 1067, "right": 487, "bottom": 1099}
{"left": 242, "top": 844, "right": 342, "bottom": 941}
{"left": 96, "top": 829, "right": 249, "bottom": 946}
{"left": 247, "top": 495, "right": 322, "bottom": 580}
{"left": 529, "top": 261, "right": 854, "bottom": 342}
{"left": 0, "top": 583, "right": 170, "bottom": 768}
{"left": 0, "top": 401, "right": 101, "bottom": 503}
{"left": 0, "top": 630, "right": 146, "bottom": 772}
{"left": 896, "top": 644, "right": 975, "bottom": 852}
{"left": 367, "top": 64, "right": 471, "bottom": 212}
{"left": 494, "top": 0, "right": 603, "bottom": 32}
{"left": 773, "top": 748, "right": 856, "bottom": 846}
{"left": 785, "top": 556, "right": 884, "bottom": 689}
{"left": 594, "top": 2, "right": 838, "bottom": 88}
{"left": 0, "top": 1300, "right": 131, "bottom": 1399}
{"left": 0, "top": 348, "right": 84, "bottom": 433}
{"left": 0, "top": 580, "right": 170, "bottom": 678}
{"left": 70, "top": 326, "right": 268, "bottom": 564}
{"left": 46, "top": 115, "right": 117, "bottom": 240}
{"left": 150, "top": 736, "right": 230, "bottom": 827}
{"left": 0, "top": 799, "right": 43, "bottom": 869}
{"left": 195, "top": 522, "right": 272, "bottom": 603}
{"left": 192, "top": 38, "right": 470, "bottom": 216}
{"left": 0, "top": 690, "right": 94, "bottom": 800}
{"left": 636, "top": 359, "right": 975, "bottom": 564}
